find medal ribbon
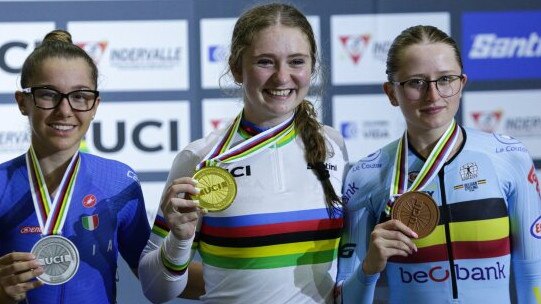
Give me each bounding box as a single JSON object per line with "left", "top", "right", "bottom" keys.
{"left": 26, "top": 146, "right": 81, "bottom": 236}
{"left": 385, "top": 120, "right": 459, "bottom": 215}
{"left": 196, "top": 111, "right": 295, "bottom": 170}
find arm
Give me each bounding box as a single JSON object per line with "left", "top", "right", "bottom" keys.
{"left": 138, "top": 151, "right": 204, "bottom": 303}
{"left": 337, "top": 158, "right": 417, "bottom": 304}
{"left": 506, "top": 151, "right": 541, "bottom": 303}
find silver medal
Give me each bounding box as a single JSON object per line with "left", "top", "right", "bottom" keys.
{"left": 31, "top": 235, "right": 80, "bottom": 285}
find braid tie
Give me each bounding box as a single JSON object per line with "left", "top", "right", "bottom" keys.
{"left": 312, "top": 162, "right": 330, "bottom": 181}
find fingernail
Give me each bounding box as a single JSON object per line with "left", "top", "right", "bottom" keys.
{"left": 194, "top": 187, "right": 201, "bottom": 194}
{"left": 201, "top": 208, "right": 208, "bottom": 214}
{"left": 192, "top": 178, "right": 199, "bottom": 185}
{"left": 192, "top": 200, "right": 200, "bottom": 206}
{"left": 411, "top": 231, "right": 418, "bottom": 238}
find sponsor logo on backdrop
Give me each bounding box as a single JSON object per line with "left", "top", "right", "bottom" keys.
{"left": 471, "top": 111, "right": 503, "bottom": 132}
{"left": 462, "top": 11, "right": 541, "bottom": 80}
{"left": 339, "top": 35, "right": 371, "bottom": 64}
{"left": 340, "top": 121, "right": 390, "bottom": 140}
{"left": 362, "top": 121, "right": 389, "bottom": 139}
{"left": 504, "top": 116, "right": 541, "bottom": 137}
{"left": 84, "top": 101, "right": 190, "bottom": 172}
{"left": 0, "top": 40, "right": 39, "bottom": 73}
{"left": 69, "top": 20, "right": 188, "bottom": 91}
{"left": 208, "top": 45, "right": 228, "bottom": 63}
{"left": 340, "top": 122, "right": 357, "bottom": 139}
{"left": 109, "top": 46, "right": 182, "bottom": 69}
{"left": 0, "top": 130, "right": 30, "bottom": 153}
{"left": 76, "top": 41, "right": 108, "bottom": 64}
{"left": 331, "top": 13, "right": 449, "bottom": 85}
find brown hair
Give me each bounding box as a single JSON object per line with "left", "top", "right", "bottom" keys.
{"left": 385, "top": 25, "right": 463, "bottom": 82}
{"left": 228, "top": 3, "right": 342, "bottom": 216}
{"left": 20, "top": 29, "right": 98, "bottom": 88}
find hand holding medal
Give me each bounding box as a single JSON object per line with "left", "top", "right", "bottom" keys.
{"left": 191, "top": 111, "right": 294, "bottom": 212}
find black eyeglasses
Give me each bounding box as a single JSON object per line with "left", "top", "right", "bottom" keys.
{"left": 22, "top": 86, "right": 99, "bottom": 112}
{"left": 391, "top": 75, "right": 464, "bottom": 101}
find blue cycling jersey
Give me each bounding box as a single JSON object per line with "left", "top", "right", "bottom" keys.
{"left": 337, "top": 127, "right": 541, "bottom": 304}
{"left": 0, "top": 153, "right": 150, "bottom": 304}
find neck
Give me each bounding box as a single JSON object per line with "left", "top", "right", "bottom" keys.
{"left": 408, "top": 125, "right": 463, "bottom": 160}
{"left": 32, "top": 146, "right": 78, "bottom": 195}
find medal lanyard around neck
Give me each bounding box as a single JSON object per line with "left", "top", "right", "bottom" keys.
{"left": 196, "top": 111, "right": 295, "bottom": 170}
{"left": 25, "top": 146, "right": 81, "bottom": 236}
{"left": 385, "top": 120, "right": 459, "bottom": 216}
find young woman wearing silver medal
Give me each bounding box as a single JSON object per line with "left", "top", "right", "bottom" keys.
{"left": 138, "top": 3, "right": 348, "bottom": 303}
{"left": 336, "top": 25, "right": 541, "bottom": 303}
{"left": 0, "top": 30, "right": 150, "bottom": 303}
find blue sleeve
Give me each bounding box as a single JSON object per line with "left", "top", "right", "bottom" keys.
{"left": 504, "top": 147, "right": 541, "bottom": 303}
{"left": 116, "top": 170, "right": 151, "bottom": 270}
{"left": 337, "top": 162, "right": 380, "bottom": 304}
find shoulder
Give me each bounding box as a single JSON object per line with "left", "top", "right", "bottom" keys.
{"left": 167, "top": 129, "right": 225, "bottom": 181}
{"left": 79, "top": 153, "right": 141, "bottom": 186}
{"left": 0, "top": 154, "right": 25, "bottom": 172}
{"left": 321, "top": 125, "right": 348, "bottom": 162}
{"left": 463, "top": 127, "right": 531, "bottom": 161}
{"left": 348, "top": 139, "right": 398, "bottom": 176}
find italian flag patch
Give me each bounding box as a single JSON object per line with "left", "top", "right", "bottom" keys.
{"left": 82, "top": 214, "right": 99, "bottom": 231}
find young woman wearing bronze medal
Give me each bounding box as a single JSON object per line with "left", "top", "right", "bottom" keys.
{"left": 0, "top": 30, "right": 150, "bottom": 303}
{"left": 138, "top": 3, "right": 348, "bottom": 303}
{"left": 336, "top": 25, "right": 541, "bottom": 304}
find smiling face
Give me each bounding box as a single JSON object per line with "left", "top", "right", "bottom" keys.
{"left": 15, "top": 57, "right": 100, "bottom": 157}
{"left": 233, "top": 25, "right": 313, "bottom": 127}
{"left": 384, "top": 42, "right": 467, "bottom": 139}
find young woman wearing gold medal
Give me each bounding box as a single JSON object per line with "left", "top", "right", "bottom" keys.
{"left": 138, "top": 3, "right": 348, "bottom": 303}
{"left": 336, "top": 25, "right": 541, "bottom": 303}
{"left": 0, "top": 30, "right": 150, "bottom": 303}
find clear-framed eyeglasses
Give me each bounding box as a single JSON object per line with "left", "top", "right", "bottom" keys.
{"left": 392, "top": 75, "right": 464, "bottom": 101}
{"left": 21, "top": 86, "right": 99, "bottom": 112}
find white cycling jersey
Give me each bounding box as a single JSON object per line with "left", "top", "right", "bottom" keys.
{"left": 139, "top": 122, "right": 348, "bottom": 304}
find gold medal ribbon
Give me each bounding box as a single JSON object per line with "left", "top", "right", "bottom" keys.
{"left": 196, "top": 111, "right": 295, "bottom": 170}
{"left": 385, "top": 120, "right": 459, "bottom": 215}
{"left": 25, "top": 146, "right": 81, "bottom": 235}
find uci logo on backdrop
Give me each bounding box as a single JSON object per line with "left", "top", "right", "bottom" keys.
{"left": 84, "top": 101, "right": 191, "bottom": 172}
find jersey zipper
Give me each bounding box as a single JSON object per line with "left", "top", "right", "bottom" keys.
{"left": 271, "top": 142, "right": 285, "bottom": 192}
{"left": 439, "top": 170, "right": 458, "bottom": 299}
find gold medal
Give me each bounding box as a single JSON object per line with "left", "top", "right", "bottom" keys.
{"left": 192, "top": 167, "right": 237, "bottom": 212}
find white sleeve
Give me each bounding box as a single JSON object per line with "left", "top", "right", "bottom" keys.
{"left": 138, "top": 231, "right": 194, "bottom": 303}
{"left": 138, "top": 149, "right": 201, "bottom": 303}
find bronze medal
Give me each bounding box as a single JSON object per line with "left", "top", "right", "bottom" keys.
{"left": 192, "top": 167, "right": 237, "bottom": 212}
{"left": 391, "top": 191, "right": 440, "bottom": 238}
